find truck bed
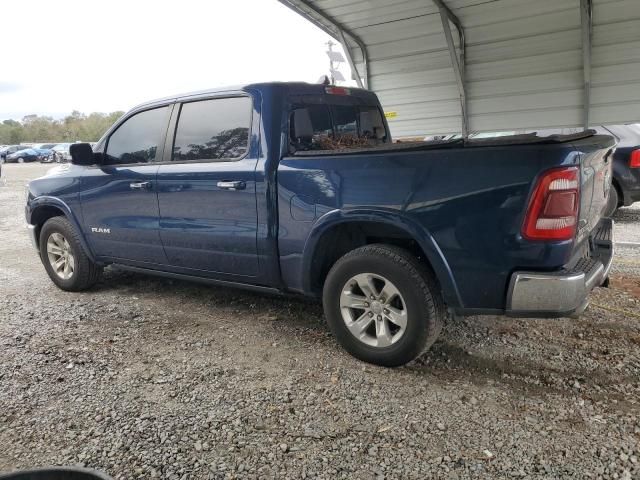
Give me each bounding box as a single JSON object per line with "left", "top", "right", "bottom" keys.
{"left": 279, "top": 131, "right": 616, "bottom": 313}
{"left": 292, "top": 130, "right": 599, "bottom": 157}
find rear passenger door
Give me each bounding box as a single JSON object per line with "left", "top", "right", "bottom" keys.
{"left": 156, "top": 95, "right": 259, "bottom": 277}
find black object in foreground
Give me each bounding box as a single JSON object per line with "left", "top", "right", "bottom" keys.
{"left": 0, "top": 467, "right": 113, "bottom": 480}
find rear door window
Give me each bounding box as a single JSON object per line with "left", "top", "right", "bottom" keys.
{"left": 172, "top": 96, "right": 252, "bottom": 162}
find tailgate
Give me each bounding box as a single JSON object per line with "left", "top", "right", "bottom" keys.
{"left": 575, "top": 135, "right": 616, "bottom": 243}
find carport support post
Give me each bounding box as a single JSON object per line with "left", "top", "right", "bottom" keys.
{"left": 433, "top": 0, "right": 468, "bottom": 138}
{"left": 581, "top": 0, "right": 593, "bottom": 130}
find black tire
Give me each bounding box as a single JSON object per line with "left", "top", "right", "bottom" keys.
{"left": 39, "top": 216, "right": 102, "bottom": 291}
{"left": 604, "top": 184, "right": 620, "bottom": 217}
{"left": 322, "top": 244, "right": 445, "bottom": 367}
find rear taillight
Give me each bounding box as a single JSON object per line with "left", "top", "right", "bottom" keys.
{"left": 522, "top": 167, "right": 580, "bottom": 241}
{"left": 630, "top": 149, "right": 640, "bottom": 168}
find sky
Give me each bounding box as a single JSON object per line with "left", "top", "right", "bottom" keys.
{"left": 0, "top": 0, "right": 351, "bottom": 121}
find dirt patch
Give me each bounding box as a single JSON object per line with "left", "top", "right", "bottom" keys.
{"left": 610, "top": 273, "right": 640, "bottom": 298}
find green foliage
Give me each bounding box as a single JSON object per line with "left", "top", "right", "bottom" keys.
{"left": 0, "top": 111, "right": 124, "bottom": 145}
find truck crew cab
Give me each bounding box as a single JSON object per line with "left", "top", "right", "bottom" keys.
{"left": 26, "top": 82, "right": 615, "bottom": 367}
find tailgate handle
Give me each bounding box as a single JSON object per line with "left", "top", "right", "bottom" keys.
{"left": 217, "top": 180, "right": 246, "bottom": 190}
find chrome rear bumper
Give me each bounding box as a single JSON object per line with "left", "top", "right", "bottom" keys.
{"left": 506, "top": 218, "right": 614, "bottom": 317}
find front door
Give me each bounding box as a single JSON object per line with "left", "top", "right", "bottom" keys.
{"left": 79, "top": 105, "right": 172, "bottom": 265}
{"left": 156, "top": 95, "right": 259, "bottom": 277}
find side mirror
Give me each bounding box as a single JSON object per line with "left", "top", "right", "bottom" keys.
{"left": 70, "top": 143, "right": 96, "bottom": 166}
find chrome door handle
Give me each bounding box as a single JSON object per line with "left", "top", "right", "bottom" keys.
{"left": 129, "top": 181, "right": 151, "bottom": 190}
{"left": 217, "top": 180, "right": 246, "bottom": 190}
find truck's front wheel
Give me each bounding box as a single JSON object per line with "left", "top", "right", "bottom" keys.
{"left": 39, "top": 216, "right": 102, "bottom": 291}
{"left": 322, "top": 244, "right": 445, "bottom": 367}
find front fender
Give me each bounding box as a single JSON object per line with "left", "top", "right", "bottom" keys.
{"left": 27, "top": 196, "right": 97, "bottom": 263}
{"left": 301, "top": 208, "right": 463, "bottom": 309}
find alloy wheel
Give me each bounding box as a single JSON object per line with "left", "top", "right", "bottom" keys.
{"left": 339, "top": 273, "right": 408, "bottom": 348}
{"left": 46, "top": 232, "right": 75, "bottom": 280}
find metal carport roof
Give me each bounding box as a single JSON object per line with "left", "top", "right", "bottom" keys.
{"left": 278, "top": 0, "right": 640, "bottom": 137}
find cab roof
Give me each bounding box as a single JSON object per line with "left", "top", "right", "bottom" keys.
{"left": 131, "top": 82, "right": 379, "bottom": 111}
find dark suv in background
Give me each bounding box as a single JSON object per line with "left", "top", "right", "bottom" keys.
{"left": 597, "top": 125, "right": 640, "bottom": 215}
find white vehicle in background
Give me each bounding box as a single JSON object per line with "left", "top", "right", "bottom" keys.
{"left": 51, "top": 143, "right": 72, "bottom": 163}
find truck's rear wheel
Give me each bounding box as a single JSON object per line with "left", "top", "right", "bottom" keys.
{"left": 322, "top": 244, "right": 445, "bottom": 367}
{"left": 39, "top": 216, "right": 102, "bottom": 291}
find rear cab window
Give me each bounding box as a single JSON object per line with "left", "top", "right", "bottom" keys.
{"left": 289, "top": 93, "right": 388, "bottom": 152}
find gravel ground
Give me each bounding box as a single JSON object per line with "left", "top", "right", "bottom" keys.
{"left": 614, "top": 204, "right": 640, "bottom": 245}
{"left": 1, "top": 163, "right": 639, "bottom": 480}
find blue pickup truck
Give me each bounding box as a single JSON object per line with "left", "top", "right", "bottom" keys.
{"left": 26, "top": 82, "right": 616, "bottom": 366}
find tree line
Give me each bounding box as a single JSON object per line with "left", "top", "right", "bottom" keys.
{"left": 0, "top": 110, "right": 125, "bottom": 145}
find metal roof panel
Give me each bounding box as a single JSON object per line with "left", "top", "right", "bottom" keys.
{"left": 280, "top": 0, "right": 640, "bottom": 136}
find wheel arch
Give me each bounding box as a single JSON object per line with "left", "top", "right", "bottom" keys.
{"left": 301, "top": 209, "right": 463, "bottom": 309}
{"left": 29, "top": 197, "right": 96, "bottom": 263}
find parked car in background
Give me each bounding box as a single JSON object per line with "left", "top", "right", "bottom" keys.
{"left": 32, "top": 143, "right": 58, "bottom": 150}
{"left": 1, "top": 145, "right": 30, "bottom": 162}
{"left": 51, "top": 143, "right": 72, "bottom": 163}
{"left": 595, "top": 125, "right": 640, "bottom": 215}
{"left": 29, "top": 144, "right": 58, "bottom": 162}
{"left": 33, "top": 147, "right": 54, "bottom": 161}
{"left": 5, "top": 148, "right": 42, "bottom": 163}
{"left": 40, "top": 150, "right": 57, "bottom": 163}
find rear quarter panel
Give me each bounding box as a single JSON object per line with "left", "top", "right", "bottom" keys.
{"left": 278, "top": 144, "right": 584, "bottom": 311}
{"left": 573, "top": 135, "right": 616, "bottom": 244}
